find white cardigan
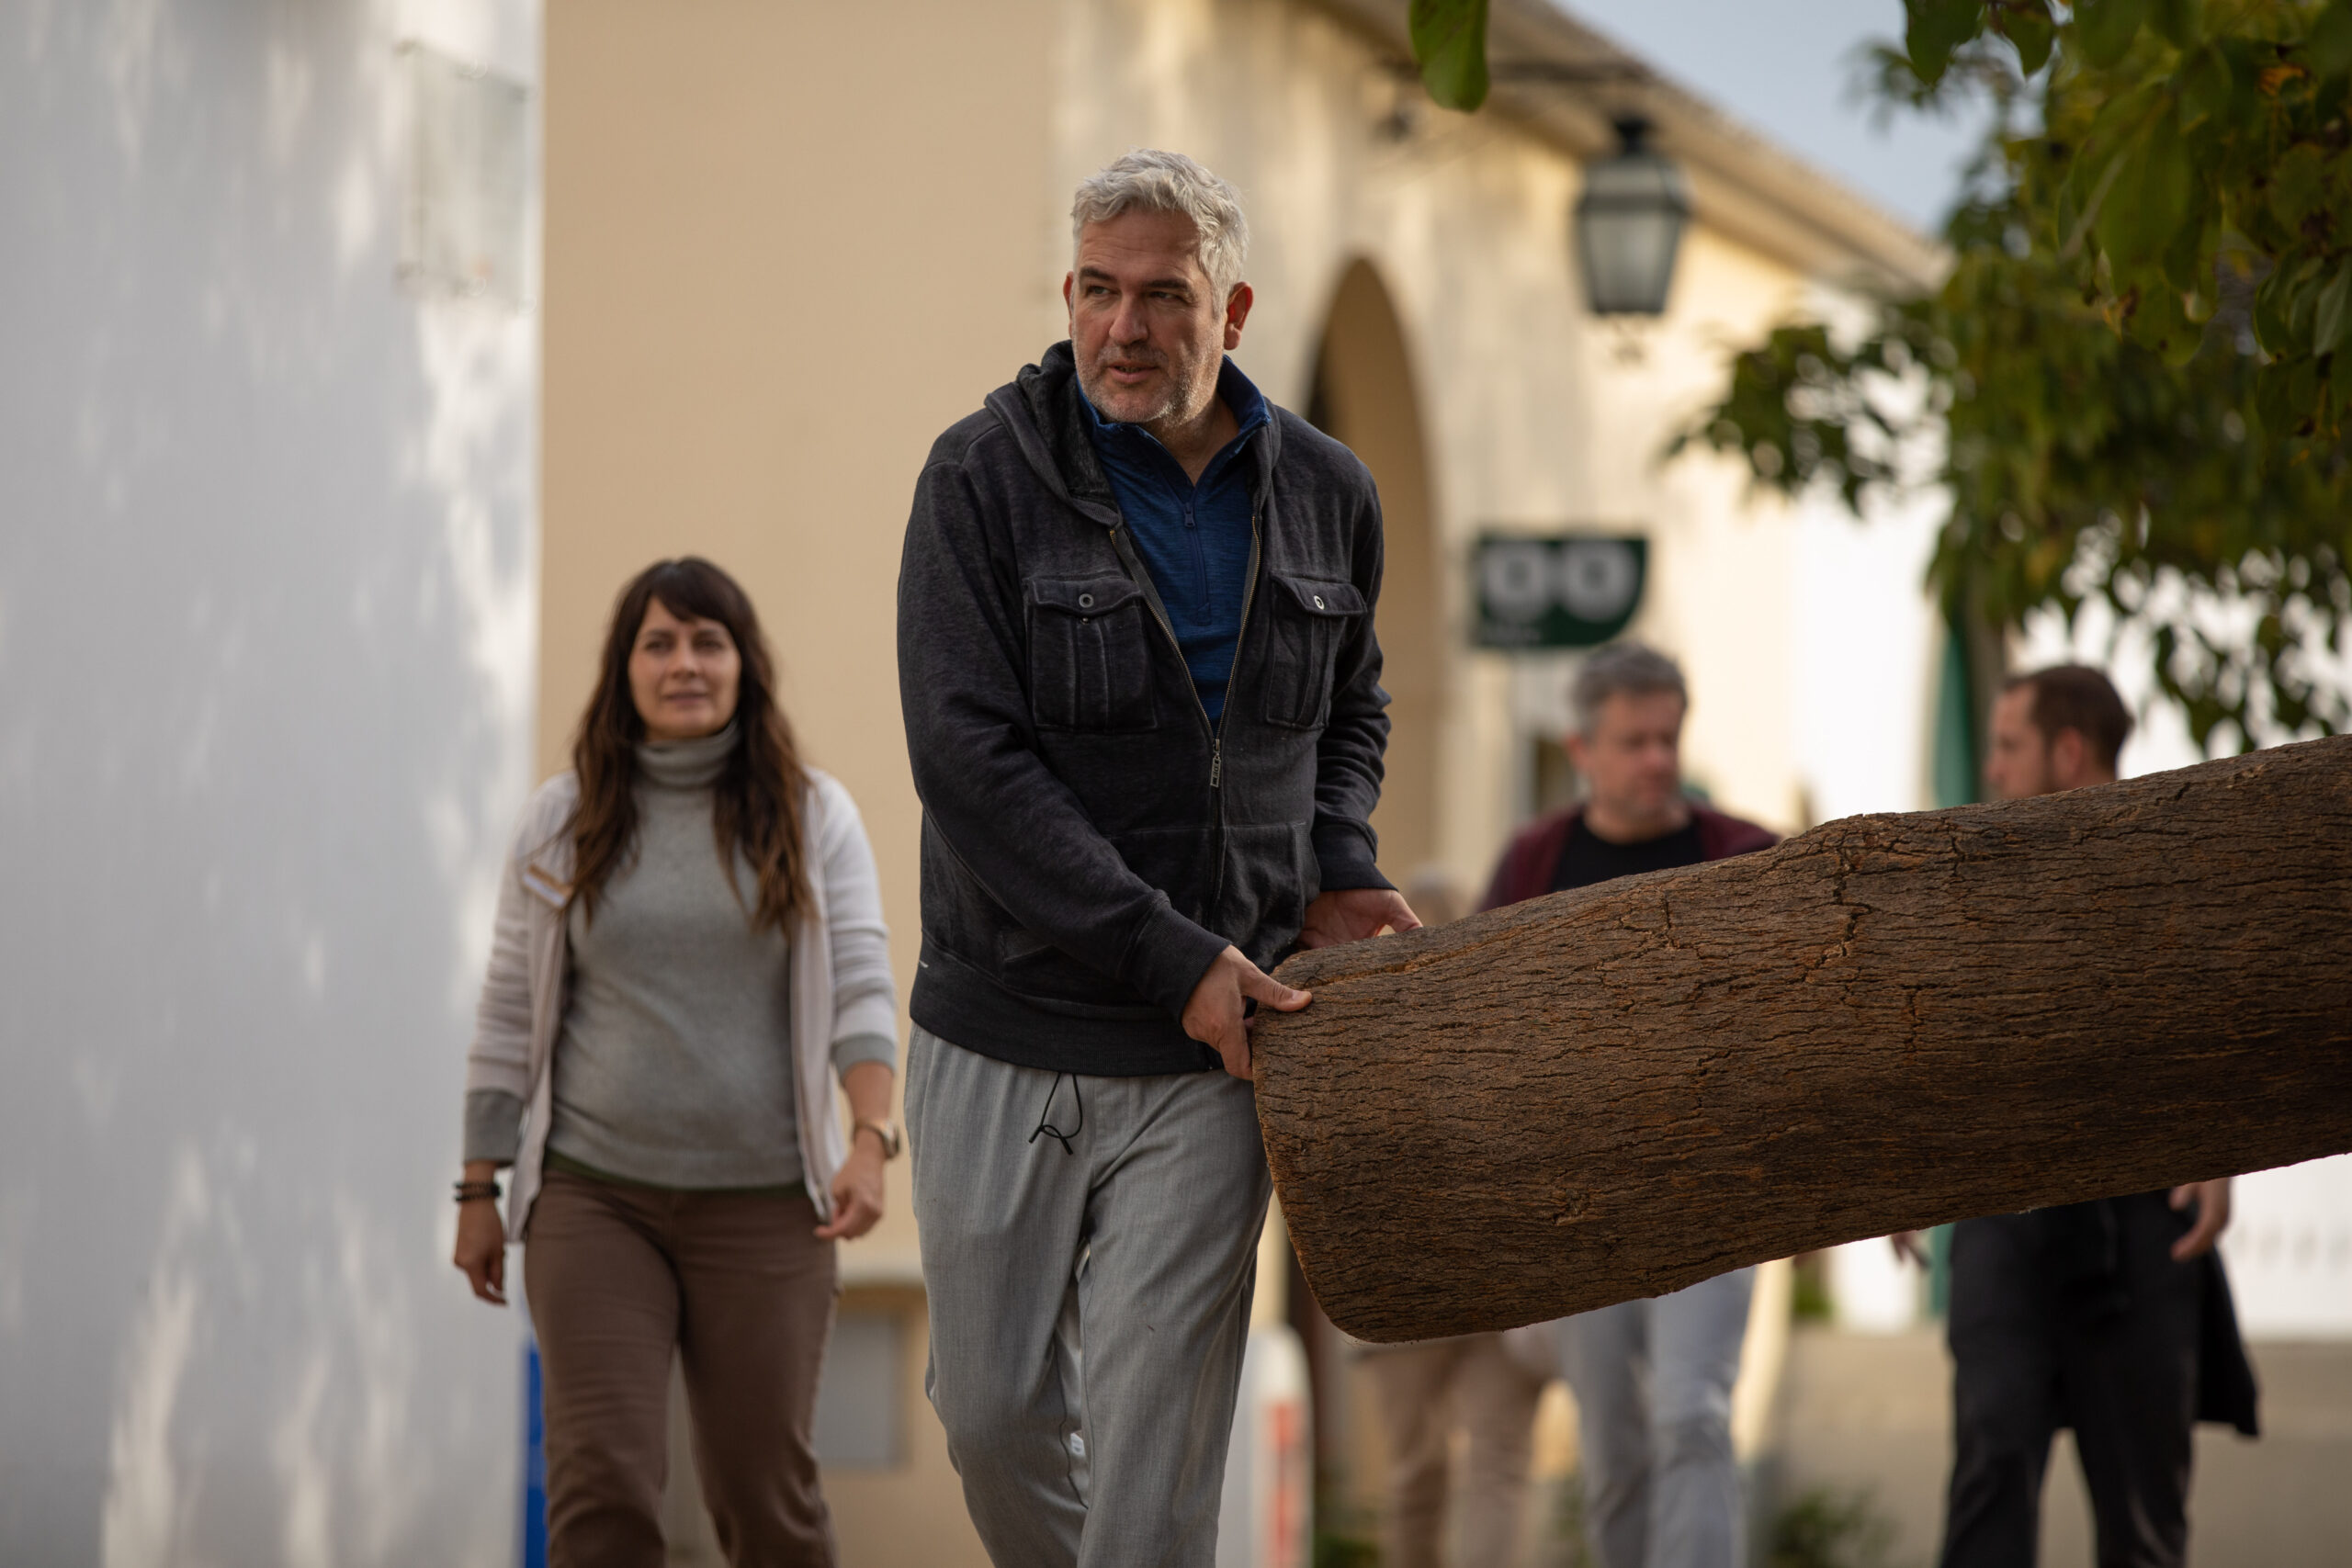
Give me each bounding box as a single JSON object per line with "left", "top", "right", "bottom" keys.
{"left": 465, "top": 767, "right": 898, "bottom": 1238}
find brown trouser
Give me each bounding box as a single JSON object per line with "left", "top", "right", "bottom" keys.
{"left": 524, "top": 1169, "right": 839, "bottom": 1568}
{"left": 1362, "top": 1334, "right": 1548, "bottom": 1568}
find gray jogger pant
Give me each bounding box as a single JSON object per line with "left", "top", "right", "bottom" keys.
{"left": 1554, "top": 1266, "right": 1756, "bottom": 1568}
{"left": 906, "top": 1024, "right": 1272, "bottom": 1568}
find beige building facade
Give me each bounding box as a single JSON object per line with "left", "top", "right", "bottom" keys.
{"left": 540, "top": 2, "right": 1941, "bottom": 1561}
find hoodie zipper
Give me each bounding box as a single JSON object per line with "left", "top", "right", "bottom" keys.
{"left": 1108, "top": 502, "right": 1262, "bottom": 925}
{"left": 1207, "top": 505, "right": 1262, "bottom": 917}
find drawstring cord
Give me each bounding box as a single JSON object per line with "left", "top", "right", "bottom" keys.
{"left": 1028, "top": 1072, "right": 1085, "bottom": 1156}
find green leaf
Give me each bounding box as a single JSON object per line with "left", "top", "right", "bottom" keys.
{"left": 2150, "top": 0, "right": 2202, "bottom": 49}
{"left": 1906, "top": 0, "right": 1984, "bottom": 85}
{"left": 2085, "top": 78, "right": 2165, "bottom": 160}
{"left": 2177, "top": 43, "right": 2231, "bottom": 127}
{"left": 2075, "top": 0, "right": 2146, "bottom": 67}
{"left": 2255, "top": 262, "right": 2297, "bottom": 354}
{"left": 2308, "top": 0, "right": 2352, "bottom": 77}
{"left": 2315, "top": 262, "right": 2352, "bottom": 355}
{"left": 2269, "top": 142, "right": 2330, "bottom": 234}
{"left": 2159, "top": 214, "right": 2211, "bottom": 294}
{"left": 1409, "top": 0, "right": 1489, "bottom": 112}
{"left": 2003, "top": 5, "right": 2057, "bottom": 74}
{"left": 2096, "top": 112, "right": 2193, "bottom": 267}
{"left": 2286, "top": 355, "right": 2323, "bottom": 428}
{"left": 2254, "top": 358, "right": 2300, "bottom": 441}
{"left": 2211, "top": 38, "right": 2270, "bottom": 133}
{"left": 2127, "top": 280, "right": 2202, "bottom": 366}
{"left": 2291, "top": 262, "right": 2327, "bottom": 338}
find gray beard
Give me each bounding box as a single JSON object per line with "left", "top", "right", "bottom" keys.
{"left": 1079, "top": 348, "right": 1216, "bottom": 432}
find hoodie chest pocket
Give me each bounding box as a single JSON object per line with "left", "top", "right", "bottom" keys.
{"left": 1261, "top": 573, "right": 1367, "bottom": 729}
{"left": 1025, "top": 576, "right": 1159, "bottom": 732}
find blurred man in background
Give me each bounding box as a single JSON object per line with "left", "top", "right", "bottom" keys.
{"left": 1897, "top": 664, "right": 2257, "bottom": 1568}
{"left": 1481, "top": 642, "right": 1775, "bottom": 1568}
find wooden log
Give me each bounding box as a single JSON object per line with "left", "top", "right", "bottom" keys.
{"left": 1256, "top": 736, "right": 2352, "bottom": 1343}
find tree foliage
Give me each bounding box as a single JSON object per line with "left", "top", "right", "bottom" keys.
{"left": 1682, "top": 2, "right": 2352, "bottom": 749}
{"left": 1902, "top": 0, "right": 2352, "bottom": 427}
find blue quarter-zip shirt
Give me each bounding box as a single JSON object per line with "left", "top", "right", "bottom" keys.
{"left": 1080, "top": 357, "right": 1270, "bottom": 723}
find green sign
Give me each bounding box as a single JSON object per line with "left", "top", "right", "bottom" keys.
{"left": 1473, "top": 534, "right": 1647, "bottom": 649}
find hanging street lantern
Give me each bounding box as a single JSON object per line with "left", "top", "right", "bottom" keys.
{"left": 1574, "top": 116, "right": 1690, "bottom": 317}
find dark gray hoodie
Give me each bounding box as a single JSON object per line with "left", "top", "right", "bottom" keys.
{"left": 896, "top": 342, "right": 1393, "bottom": 1075}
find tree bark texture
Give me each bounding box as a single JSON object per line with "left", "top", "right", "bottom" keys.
{"left": 1256, "top": 737, "right": 2352, "bottom": 1343}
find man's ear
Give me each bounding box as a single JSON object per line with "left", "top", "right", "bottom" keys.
{"left": 1563, "top": 731, "right": 1590, "bottom": 777}
{"left": 2049, "top": 727, "right": 2089, "bottom": 789}
{"left": 1062, "top": 271, "right": 1076, "bottom": 323}
{"left": 1224, "top": 282, "right": 1255, "bottom": 349}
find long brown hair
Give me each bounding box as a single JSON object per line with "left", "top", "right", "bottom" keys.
{"left": 567, "top": 558, "right": 811, "bottom": 931}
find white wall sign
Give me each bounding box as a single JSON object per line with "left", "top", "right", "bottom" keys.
{"left": 400, "top": 41, "right": 529, "bottom": 304}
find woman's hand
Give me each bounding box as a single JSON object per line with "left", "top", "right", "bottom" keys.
{"left": 454, "top": 1189, "right": 509, "bottom": 1305}
{"left": 818, "top": 1140, "right": 887, "bottom": 1240}
{"left": 819, "top": 1059, "right": 895, "bottom": 1241}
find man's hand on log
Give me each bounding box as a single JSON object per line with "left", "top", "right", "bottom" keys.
{"left": 2170, "top": 1178, "right": 2233, "bottom": 1260}
{"left": 1184, "top": 946, "right": 1310, "bottom": 1081}
{"left": 1888, "top": 1231, "right": 1928, "bottom": 1268}
{"left": 1298, "top": 887, "right": 1422, "bottom": 949}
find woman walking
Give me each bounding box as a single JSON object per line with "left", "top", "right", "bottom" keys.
{"left": 452, "top": 557, "right": 899, "bottom": 1567}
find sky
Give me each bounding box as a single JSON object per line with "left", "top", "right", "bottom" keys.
{"left": 1567, "top": 0, "right": 1992, "bottom": 234}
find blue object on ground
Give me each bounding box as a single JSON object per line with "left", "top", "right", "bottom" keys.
{"left": 523, "top": 1338, "right": 548, "bottom": 1568}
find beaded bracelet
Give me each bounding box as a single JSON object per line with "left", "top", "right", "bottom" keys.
{"left": 453, "top": 1179, "right": 502, "bottom": 1204}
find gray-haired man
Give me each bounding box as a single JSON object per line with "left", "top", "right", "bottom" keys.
{"left": 1481, "top": 643, "right": 1775, "bottom": 1568}
{"left": 896, "top": 150, "right": 1417, "bottom": 1564}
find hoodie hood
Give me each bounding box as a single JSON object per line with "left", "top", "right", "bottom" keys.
{"left": 987, "top": 340, "right": 1283, "bottom": 529}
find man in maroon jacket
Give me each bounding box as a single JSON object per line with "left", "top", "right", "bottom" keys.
{"left": 1481, "top": 642, "right": 1773, "bottom": 1568}
{"left": 1480, "top": 645, "right": 1775, "bottom": 909}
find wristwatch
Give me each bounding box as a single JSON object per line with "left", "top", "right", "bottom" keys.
{"left": 853, "top": 1118, "right": 903, "bottom": 1159}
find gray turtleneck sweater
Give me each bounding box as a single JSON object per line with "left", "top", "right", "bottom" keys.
{"left": 463, "top": 728, "right": 894, "bottom": 1188}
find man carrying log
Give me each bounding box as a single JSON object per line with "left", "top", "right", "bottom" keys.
{"left": 895, "top": 150, "right": 1418, "bottom": 1566}
{"left": 1897, "top": 665, "right": 2258, "bottom": 1568}
{"left": 1477, "top": 643, "right": 1775, "bottom": 1568}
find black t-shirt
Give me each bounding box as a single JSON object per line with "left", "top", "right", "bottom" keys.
{"left": 1549, "top": 815, "right": 1706, "bottom": 893}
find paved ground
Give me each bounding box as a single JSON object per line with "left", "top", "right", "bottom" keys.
{"left": 1770, "top": 1325, "right": 2352, "bottom": 1567}
{"left": 653, "top": 1323, "right": 2352, "bottom": 1565}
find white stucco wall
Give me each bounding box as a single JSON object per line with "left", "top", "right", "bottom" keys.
{"left": 0, "top": 2, "right": 538, "bottom": 1562}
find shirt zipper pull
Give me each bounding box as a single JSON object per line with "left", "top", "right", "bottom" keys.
{"left": 1211, "top": 739, "right": 1223, "bottom": 789}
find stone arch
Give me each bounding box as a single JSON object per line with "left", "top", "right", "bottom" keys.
{"left": 1306, "top": 258, "right": 1442, "bottom": 887}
